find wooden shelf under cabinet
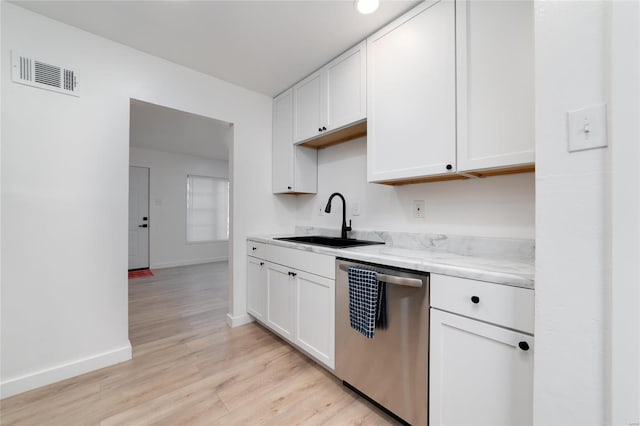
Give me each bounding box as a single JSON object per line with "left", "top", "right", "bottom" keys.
{"left": 297, "top": 120, "right": 367, "bottom": 149}
{"left": 378, "top": 163, "right": 535, "bottom": 186}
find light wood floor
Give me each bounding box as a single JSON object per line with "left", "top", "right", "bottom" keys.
{"left": 1, "top": 262, "right": 395, "bottom": 425}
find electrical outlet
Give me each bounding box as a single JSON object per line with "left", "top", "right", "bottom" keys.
{"left": 352, "top": 202, "right": 361, "bottom": 216}
{"left": 413, "top": 200, "right": 425, "bottom": 219}
{"left": 318, "top": 202, "right": 325, "bottom": 216}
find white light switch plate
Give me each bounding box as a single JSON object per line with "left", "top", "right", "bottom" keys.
{"left": 352, "top": 202, "right": 361, "bottom": 216}
{"left": 413, "top": 200, "right": 425, "bottom": 219}
{"left": 567, "top": 104, "right": 608, "bottom": 152}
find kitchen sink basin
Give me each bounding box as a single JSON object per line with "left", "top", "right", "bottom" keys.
{"left": 274, "top": 235, "right": 385, "bottom": 249}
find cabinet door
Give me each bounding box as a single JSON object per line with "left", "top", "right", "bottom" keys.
{"left": 456, "top": 0, "right": 534, "bottom": 171}
{"left": 367, "top": 0, "right": 456, "bottom": 183}
{"left": 326, "top": 41, "right": 367, "bottom": 132}
{"left": 293, "top": 70, "right": 325, "bottom": 143}
{"left": 266, "top": 262, "right": 296, "bottom": 342}
{"left": 295, "top": 271, "right": 335, "bottom": 369}
{"left": 246, "top": 256, "right": 267, "bottom": 322}
{"left": 272, "top": 89, "right": 294, "bottom": 193}
{"left": 429, "top": 309, "right": 533, "bottom": 426}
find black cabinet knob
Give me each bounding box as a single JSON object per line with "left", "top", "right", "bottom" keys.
{"left": 287, "top": 186, "right": 292, "bottom": 190}
{"left": 518, "top": 341, "right": 530, "bottom": 351}
{"left": 252, "top": 247, "right": 257, "bottom": 251}
{"left": 138, "top": 224, "right": 148, "bottom": 228}
{"left": 318, "top": 127, "right": 322, "bottom": 132}
{"left": 446, "top": 164, "right": 453, "bottom": 170}
{"left": 259, "top": 262, "right": 264, "bottom": 266}
{"left": 322, "top": 126, "right": 327, "bottom": 131}
{"left": 470, "top": 296, "right": 480, "bottom": 304}
{"left": 288, "top": 271, "right": 297, "bottom": 277}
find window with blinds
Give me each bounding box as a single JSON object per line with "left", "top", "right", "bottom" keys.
{"left": 186, "top": 175, "right": 229, "bottom": 242}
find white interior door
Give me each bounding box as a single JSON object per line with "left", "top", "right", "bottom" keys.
{"left": 128, "top": 166, "right": 149, "bottom": 270}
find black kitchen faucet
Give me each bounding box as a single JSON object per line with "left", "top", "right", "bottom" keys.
{"left": 324, "top": 192, "right": 352, "bottom": 239}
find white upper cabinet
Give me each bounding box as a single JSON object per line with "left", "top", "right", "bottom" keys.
{"left": 367, "top": 0, "right": 457, "bottom": 183}
{"left": 325, "top": 41, "right": 367, "bottom": 132}
{"left": 293, "top": 41, "right": 366, "bottom": 144}
{"left": 272, "top": 88, "right": 317, "bottom": 194}
{"left": 293, "top": 71, "right": 325, "bottom": 143}
{"left": 456, "top": 0, "right": 535, "bottom": 172}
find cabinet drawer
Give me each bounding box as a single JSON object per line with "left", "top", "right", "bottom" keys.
{"left": 430, "top": 274, "right": 534, "bottom": 334}
{"left": 266, "top": 244, "right": 335, "bottom": 279}
{"left": 247, "top": 240, "right": 266, "bottom": 258}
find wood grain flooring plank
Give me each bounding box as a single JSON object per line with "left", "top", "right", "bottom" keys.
{"left": 1, "top": 262, "right": 394, "bottom": 425}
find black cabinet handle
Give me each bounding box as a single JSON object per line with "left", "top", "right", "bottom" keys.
{"left": 287, "top": 186, "right": 292, "bottom": 190}
{"left": 318, "top": 127, "right": 322, "bottom": 132}
{"left": 252, "top": 247, "right": 257, "bottom": 251}
{"left": 143, "top": 217, "right": 148, "bottom": 221}
{"left": 322, "top": 126, "right": 327, "bottom": 131}
{"left": 138, "top": 224, "right": 148, "bottom": 228}
{"left": 470, "top": 296, "right": 480, "bottom": 304}
{"left": 446, "top": 164, "right": 453, "bottom": 170}
{"left": 259, "top": 262, "right": 264, "bottom": 266}
{"left": 518, "top": 341, "right": 530, "bottom": 351}
{"left": 288, "top": 271, "right": 297, "bottom": 277}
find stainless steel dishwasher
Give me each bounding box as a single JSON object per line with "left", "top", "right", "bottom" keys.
{"left": 335, "top": 258, "right": 430, "bottom": 425}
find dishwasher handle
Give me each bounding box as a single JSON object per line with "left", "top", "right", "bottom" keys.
{"left": 338, "top": 264, "right": 424, "bottom": 288}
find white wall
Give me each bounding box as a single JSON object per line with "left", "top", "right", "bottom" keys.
{"left": 296, "top": 137, "right": 535, "bottom": 239}
{"left": 609, "top": 1, "right": 640, "bottom": 423}
{"left": 0, "top": 3, "right": 296, "bottom": 398}
{"left": 533, "top": 1, "right": 608, "bottom": 424}
{"left": 129, "top": 147, "right": 229, "bottom": 269}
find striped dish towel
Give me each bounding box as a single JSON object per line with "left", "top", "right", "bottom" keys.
{"left": 348, "top": 267, "right": 379, "bottom": 338}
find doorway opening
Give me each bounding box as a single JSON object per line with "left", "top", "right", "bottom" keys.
{"left": 127, "top": 98, "right": 233, "bottom": 344}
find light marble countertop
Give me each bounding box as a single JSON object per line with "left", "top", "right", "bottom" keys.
{"left": 248, "top": 234, "right": 534, "bottom": 289}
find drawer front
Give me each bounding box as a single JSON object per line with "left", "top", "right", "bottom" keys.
{"left": 266, "top": 244, "right": 335, "bottom": 279}
{"left": 247, "top": 240, "right": 266, "bottom": 258}
{"left": 430, "top": 274, "right": 534, "bottom": 334}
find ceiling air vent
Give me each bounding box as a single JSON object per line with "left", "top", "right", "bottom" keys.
{"left": 11, "top": 51, "right": 79, "bottom": 97}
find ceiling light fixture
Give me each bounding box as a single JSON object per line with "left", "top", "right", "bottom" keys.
{"left": 355, "top": 0, "right": 380, "bottom": 15}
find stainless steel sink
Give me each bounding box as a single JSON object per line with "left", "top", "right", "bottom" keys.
{"left": 274, "top": 235, "right": 385, "bottom": 249}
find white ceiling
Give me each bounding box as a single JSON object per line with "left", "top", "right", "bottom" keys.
{"left": 130, "top": 99, "right": 231, "bottom": 161}
{"left": 13, "top": 0, "right": 418, "bottom": 96}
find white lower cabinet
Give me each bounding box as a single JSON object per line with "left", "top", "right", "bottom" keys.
{"left": 429, "top": 309, "right": 534, "bottom": 425}
{"left": 246, "top": 241, "right": 335, "bottom": 370}
{"left": 266, "top": 262, "right": 296, "bottom": 342}
{"left": 246, "top": 256, "right": 267, "bottom": 322}
{"left": 295, "top": 270, "right": 335, "bottom": 369}
{"left": 429, "top": 274, "right": 534, "bottom": 425}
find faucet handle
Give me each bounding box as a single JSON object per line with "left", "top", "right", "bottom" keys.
{"left": 346, "top": 220, "right": 352, "bottom": 232}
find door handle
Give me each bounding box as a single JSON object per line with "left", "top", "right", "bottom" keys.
{"left": 138, "top": 224, "right": 148, "bottom": 228}
{"left": 338, "top": 264, "right": 424, "bottom": 288}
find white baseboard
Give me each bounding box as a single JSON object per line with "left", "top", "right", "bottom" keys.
{"left": 151, "top": 256, "right": 228, "bottom": 269}
{"left": 226, "top": 313, "right": 254, "bottom": 328}
{"left": 0, "top": 342, "right": 132, "bottom": 399}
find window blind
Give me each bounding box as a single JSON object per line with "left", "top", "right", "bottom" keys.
{"left": 186, "top": 175, "right": 229, "bottom": 242}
